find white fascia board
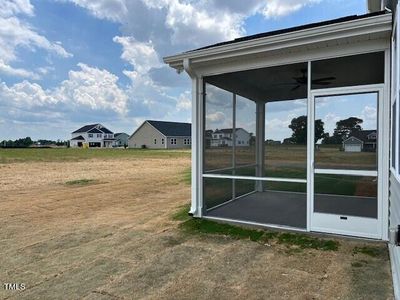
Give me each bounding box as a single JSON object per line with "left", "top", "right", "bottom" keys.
{"left": 164, "top": 14, "right": 392, "bottom": 70}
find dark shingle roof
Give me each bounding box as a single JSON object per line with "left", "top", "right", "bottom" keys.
{"left": 114, "top": 132, "right": 128, "bottom": 137}
{"left": 100, "top": 127, "right": 113, "bottom": 134}
{"left": 72, "top": 124, "right": 113, "bottom": 134}
{"left": 87, "top": 128, "right": 103, "bottom": 134}
{"left": 71, "top": 135, "right": 85, "bottom": 140}
{"left": 147, "top": 120, "right": 191, "bottom": 137}
{"left": 72, "top": 124, "right": 98, "bottom": 133}
{"left": 214, "top": 128, "right": 244, "bottom": 134}
{"left": 345, "top": 130, "right": 376, "bottom": 143}
{"left": 192, "top": 11, "right": 387, "bottom": 52}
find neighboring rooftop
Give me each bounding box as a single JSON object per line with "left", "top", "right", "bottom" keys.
{"left": 114, "top": 133, "right": 128, "bottom": 137}
{"left": 72, "top": 124, "right": 113, "bottom": 134}
{"left": 70, "top": 135, "right": 85, "bottom": 141}
{"left": 346, "top": 130, "right": 377, "bottom": 143}
{"left": 214, "top": 128, "right": 245, "bottom": 134}
{"left": 147, "top": 120, "right": 191, "bottom": 137}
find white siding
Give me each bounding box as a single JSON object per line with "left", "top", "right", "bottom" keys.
{"left": 389, "top": 173, "right": 400, "bottom": 299}
{"left": 390, "top": 173, "right": 400, "bottom": 238}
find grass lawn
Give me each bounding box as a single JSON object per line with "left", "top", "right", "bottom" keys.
{"left": 0, "top": 147, "right": 191, "bottom": 163}
{"left": 0, "top": 148, "right": 393, "bottom": 299}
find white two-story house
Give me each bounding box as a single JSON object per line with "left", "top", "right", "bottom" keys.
{"left": 210, "top": 128, "right": 251, "bottom": 147}
{"left": 70, "top": 124, "right": 115, "bottom": 148}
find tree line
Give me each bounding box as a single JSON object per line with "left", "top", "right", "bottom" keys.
{"left": 0, "top": 137, "right": 68, "bottom": 148}
{"left": 287, "top": 115, "right": 364, "bottom": 144}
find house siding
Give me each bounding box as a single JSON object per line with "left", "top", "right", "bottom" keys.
{"left": 167, "top": 137, "right": 191, "bottom": 149}
{"left": 128, "top": 122, "right": 166, "bottom": 149}
{"left": 389, "top": 172, "right": 400, "bottom": 298}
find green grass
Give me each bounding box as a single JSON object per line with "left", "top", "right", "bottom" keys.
{"left": 277, "top": 233, "right": 339, "bottom": 251}
{"left": 177, "top": 215, "right": 338, "bottom": 251}
{"left": 172, "top": 204, "right": 191, "bottom": 221}
{"left": 353, "top": 246, "right": 386, "bottom": 258}
{"left": 179, "top": 218, "right": 265, "bottom": 241}
{"left": 0, "top": 148, "right": 190, "bottom": 163}
{"left": 181, "top": 168, "right": 191, "bottom": 185}
{"left": 65, "top": 179, "right": 97, "bottom": 186}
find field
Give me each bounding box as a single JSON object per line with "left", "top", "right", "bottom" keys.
{"left": 0, "top": 148, "right": 394, "bottom": 299}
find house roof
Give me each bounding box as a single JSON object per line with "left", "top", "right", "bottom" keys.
{"left": 87, "top": 128, "right": 103, "bottom": 134}
{"left": 100, "top": 127, "right": 113, "bottom": 134}
{"left": 192, "top": 11, "right": 387, "bottom": 53}
{"left": 72, "top": 123, "right": 113, "bottom": 134}
{"left": 72, "top": 124, "right": 98, "bottom": 133}
{"left": 164, "top": 11, "right": 391, "bottom": 72}
{"left": 214, "top": 128, "right": 244, "bottom": 134}
{"left": 344, "top": 130, "right": 377, "bottom": 144}
{"left": 147, "top": 120, "right": 191, "bottom": 137}
{"left": 71, "top": 135, "right": 85, "bottom": 140}
{"left": 114, "top": 132, "right": 128, "bottom": 137}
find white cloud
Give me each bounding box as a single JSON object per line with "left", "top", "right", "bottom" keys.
{"left": 0, "top": 80, "right": 55, "bottom": 107}
{"left": 66, "top": 0, "right": 127, "bottom": 22}
{"left": 0, "top": 63, "right": 128, "bottom": 115}
{"left": 0, "top": 0, "right": 34, "bottom": 17}
{"left": 262, "top": 0, "right": 321, "bottom": 18}
{"left": 0, "top": 59, "right": 39, "bottom": 80}
{"left": 0, "top": 1, "right": 72, "bottom": 80}
{"left": 207, "top": 111, "right": 225, "bottom": 124}
{"left": 56, "top": 63, "right": 128, "bottom": 114}
{"left": 176, "top": 91, "right": 191, "bottom": 111}
{"left": 113, "top": 36, "right": 161, "bottom": 74}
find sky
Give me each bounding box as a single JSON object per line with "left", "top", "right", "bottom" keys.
{"left": 0, "top": 0, "right": 368, "bottom": 141}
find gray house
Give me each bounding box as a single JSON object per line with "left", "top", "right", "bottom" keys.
{"left": 128, "top": 120, "right": 191, "bottom": 149}
{"left": 343, "top": 130, "right": 377, "bottom": 152}
{"left": 113, "top": 133, "right": 129, "bottom": 148}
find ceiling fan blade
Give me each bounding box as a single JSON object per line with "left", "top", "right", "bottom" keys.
{"left": 291, "top": 85, "right": 301, "bottom": 91}
{"left": 312, "top": 76, "right": 336, "bottom": 82}
{"left": 313, "top": 81, "right": 331, "bottom": 85}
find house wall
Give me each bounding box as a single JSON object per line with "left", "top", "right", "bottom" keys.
{"left": 128, "top": 122, "right": 166, "bottom": 149}
{"left": 114, "top": 134, "right": 129, "bottom": 147}
{"left": 70, "top": 132, "right": 113, "bottom": 148}
{"left": 166, "top": 136, "right": 191, "bottom": 149}
{"left": 389, "top": 173, "right": 400, "bottom": 298}
{"left": 236, "top": 128, "right": 250, "bottom": 146}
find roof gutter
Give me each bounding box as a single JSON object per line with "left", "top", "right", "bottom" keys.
{"left": 164, "top": 13, "right": 392, "bottom": 71}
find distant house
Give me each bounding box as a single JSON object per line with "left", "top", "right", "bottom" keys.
{"left": 113, "top": 133, "right": 129, "bottom": 148}
{"left": 266, "top": 139, "right": 281, "bottom": 145}
{"left": 343, "top": 130, "right": 377, "bottom": 152}
{"left": 70, "top": 124, "right": 114, "bottom": 148}
{"left": 128, "top": 120, "right": 191, "bottom": 149}
{"left": 210, "top": 128, "right": 250, "bottom": 147}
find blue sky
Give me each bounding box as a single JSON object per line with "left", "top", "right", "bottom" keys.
{"left": 0, "top": 0, "right": 367, "bottom": 140}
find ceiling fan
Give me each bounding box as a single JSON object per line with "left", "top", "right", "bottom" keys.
{"left": 291, "top": 68, "right": 336, "bottom": 91}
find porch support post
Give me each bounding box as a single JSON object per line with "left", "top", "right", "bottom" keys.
{"left": 184, "top": 58, "right": 203, "bottom": 217}
{"left": 232, "top": 93, "right": 237, "bottom": 199}
{"left": 256, "top": 101, "right": 265, "bottom": 192}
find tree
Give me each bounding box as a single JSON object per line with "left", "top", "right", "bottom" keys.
{"left": 333, "top": 117, "right": 363, "bottom": 141}
{"left": 288, "top": 115, "right": 325, "bottom": 144}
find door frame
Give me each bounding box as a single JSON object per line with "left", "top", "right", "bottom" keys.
{"left": 308, "top": 84, "right": 386, "bottom": 239}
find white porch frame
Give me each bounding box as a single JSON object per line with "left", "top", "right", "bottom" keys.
{"left": 309, "top": 84, "right": 388, "bottom": 240}
{"left": 168, "top": 13, "right": 391, "bottom": 240}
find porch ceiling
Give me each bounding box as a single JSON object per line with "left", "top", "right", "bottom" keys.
{"left": 204, "top": 52, "right": 384, "bottom": 103}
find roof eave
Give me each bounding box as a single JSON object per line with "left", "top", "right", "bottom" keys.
{"left": 163, "top": 13, "right": 392, "bottom": 71}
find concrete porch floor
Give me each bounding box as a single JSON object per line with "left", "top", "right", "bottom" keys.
{"left": 207, "top": 190, "right": 377, "bottom": 229}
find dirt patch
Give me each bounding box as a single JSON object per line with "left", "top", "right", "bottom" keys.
{"left": 0, "top": 154, "right": 393, "bottom": 299}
